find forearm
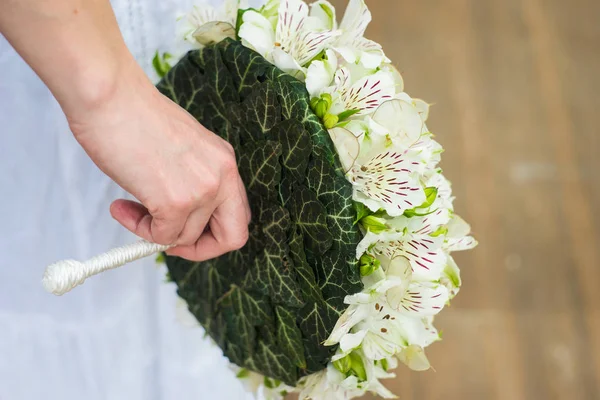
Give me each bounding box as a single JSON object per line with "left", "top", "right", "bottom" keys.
{"left": 0, "top": 0, "right": 147, "bottom": 118}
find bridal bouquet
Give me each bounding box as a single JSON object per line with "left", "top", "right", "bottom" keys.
{"left": 154, "top": 0, "right": 477, "bottom": 398}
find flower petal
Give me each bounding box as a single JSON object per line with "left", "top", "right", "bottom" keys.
{"left": 445, "top": 235, "right": 478, "bottom": 252}
{"left": 329, "top": 127, "right": 360, "bottom": 172}
{"left": 442, "top": 255, "right": 461, "bottom": 298}
{"left": 192, "top": 21, "right": 236, "bottom": 46}
{"left": 361, "top": 330, "right": 403, "bottom": 361}
{"left": 307, "top": 0, "right": 337, "bottom": 31}
{"left": 324, "top": 304, "right": 369, "bottom": 345}
{"left": 339, "top": 329, "right": 368, "bottom": 353}
{"left": 293, "top": 29, "right": 341, "bottom": 66}
{"left": 305, "top": 49, "right": 338, "bottom": 96}
{"left": 238, "top": 11, "right": 276, "bottom": 57}
{"left": 397, "top": 345, "right": 431, "bottom": 371}
{"left": 339, "top": 0, "right": 371, "bottom": 39}
{"left": 341, "top": 70, "right": 396, "bottom": 115}
{"left": 276, "top": 0, "right": 309, "bottom": 52}
{"left": 371, "top": 99, "right": 424, "bottom": 147}
{"left": 272, "top": 47, "right": 304, "bottom": 77}
{"left": 397, "top": 282, "right": 448, "bottom": 316}
{"left": 349, "top": 150, "right": 425, "bottom": 216}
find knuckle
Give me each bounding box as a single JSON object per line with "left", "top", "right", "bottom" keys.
{"left": 221, "top": 154, "right": 238, "bottom": 176}
{"left": 222, "top": 140, "right": 235, "bottom": 156}
{"left": 202, "top": 175, "right": 220, "bottom": 199}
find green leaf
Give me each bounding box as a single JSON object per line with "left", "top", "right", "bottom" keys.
{"left": 158, "top": 39, "right": 362, "bottom": 386}
{"left": 359, "top": 215, "right": 389, "bottom": 234}
{"left": 404, "top": 187, "right": 438, "bottom": 217}
{"left": 353, "top": 202, "right": 371, "bottom": 224}
{"left": 152, "top": 51, "right": 172, "bottom": 78}
{"left": 337, "top": 109, "right": 360, "bottom": 122}
{"left": 238, "top": 140, "right": 282, "bottom": 200}
{"left": 276, "top": 306, "right": 307, "bottom": 368}
{"left": 269, "top": 120, "right": 311, "bottom": 182}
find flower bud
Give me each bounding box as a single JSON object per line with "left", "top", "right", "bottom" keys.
{"left": 349, "top": 352, "right": 367, "bottom": 381}
{"left": 333, "top": 355, "right": 352, "bottom": 374}
{"left": 323, "top": 113, "right": 339, "bottom": 129}
{"left": 359, "top": 215, "right": 388, "bottom": 234}
{"left": 315, "top": 99, "right": 329, "bottom": 118}
{"left": 360, "top": 253, "right": 381, "bottom": 276}
{"left": 310, "top": 97, "right": 320, "bottom": 110}
{"left": 321, "top": 93, "right": 332, "bottom": 107}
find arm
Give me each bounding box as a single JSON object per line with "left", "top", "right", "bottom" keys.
{"left": 0, "top": 0, "right": 251, "bottom": 260}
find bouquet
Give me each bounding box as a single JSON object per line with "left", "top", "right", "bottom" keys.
{"left": 44, "top": 0, "right": 477, "bottom": 399}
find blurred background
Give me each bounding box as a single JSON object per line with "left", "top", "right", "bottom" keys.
{"left": 327, "top": 0, "right": 600, "bottom": 399}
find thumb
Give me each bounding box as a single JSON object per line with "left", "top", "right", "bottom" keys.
{"left": 110, "top": 199, "right": 152, "bottom": 240}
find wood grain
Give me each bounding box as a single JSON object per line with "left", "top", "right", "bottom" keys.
{"left": 319, "top": 0, "right": 600, "bottom": 398}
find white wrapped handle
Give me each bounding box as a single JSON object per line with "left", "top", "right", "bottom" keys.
{"left": 43, "top": 240, "right": 172, "bottom": 296}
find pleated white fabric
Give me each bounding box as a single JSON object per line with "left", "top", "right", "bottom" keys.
{"left": 0, "top": 1, "right": 254, "bottom": 399}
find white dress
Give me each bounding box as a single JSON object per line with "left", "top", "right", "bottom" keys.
{"left": 0, "top": 1, "right": 252, "bottom": 399}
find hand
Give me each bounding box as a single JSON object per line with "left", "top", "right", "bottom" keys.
{"left": 68, "top": 60, "right": 251, "bottom": 261}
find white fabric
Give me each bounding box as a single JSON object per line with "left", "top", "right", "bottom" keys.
{"left": 0, "top": 1, "right": 253, "bottom": 399}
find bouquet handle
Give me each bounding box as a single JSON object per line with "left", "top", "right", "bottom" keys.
{"left": 42, "top": 240, "right": 171, "bottom": 296}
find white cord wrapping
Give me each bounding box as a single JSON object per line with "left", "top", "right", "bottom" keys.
{"left": 43, "top": 240, "right": 172, "bottom": 296}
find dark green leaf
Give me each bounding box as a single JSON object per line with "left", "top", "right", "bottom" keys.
{"left": 160, "top": 39, "right": 362, "bottom": 386}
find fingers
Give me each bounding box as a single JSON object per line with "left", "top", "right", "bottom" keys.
{"left": 110, "top": 199, "right": 151, "bottom": 236}
{"left": 167, "top": 185, "right": 249, "bottom": 261}
{"left": 175, "top": 207, "right": 211, "bottom": 246}
{"left": 110, "top": 199, "right": 188, "bottom": 245}
{"left": 237, "top": 175, "right": 252, "bottom": 224}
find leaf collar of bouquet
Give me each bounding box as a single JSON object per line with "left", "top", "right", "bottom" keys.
{"left": 154, "top": 0, "right": 478, "bottom": 399}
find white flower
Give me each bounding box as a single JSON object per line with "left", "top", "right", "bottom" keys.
{"left": 349, "top": 149, "right": 426, "bottom": 217}
{"left": 370, "top": 99, "right": 427, "bottom": 148}
{"left": 179, "top": 0, "right": 244, "bottom": 46}
{"left": 357, "top": 212, "right": 450, "bottom": 281}
{"left": 305, "top": 49, "right": 338, "bottom": 97}
{"left": 333, "top": 0, "right": 389, "bottom": 69}
{"left": 238, "top": 0, "right": 340, "bottom": 78}
{"left": 444, "top": 214, "right": 478, "bottom": 251}
{"left": 326, "top": 67, "right": 395, "bottom": 115}
{"left": 298, "top": 365, "right": 366, "bottom": 400}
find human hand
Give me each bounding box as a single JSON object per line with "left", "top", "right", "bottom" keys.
{"left": 67, "top": 61, "right": 251, "bottom": 261}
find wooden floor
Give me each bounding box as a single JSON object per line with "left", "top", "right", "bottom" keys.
{"left": 327, "top": 0, "right": 600, "bottom": 399}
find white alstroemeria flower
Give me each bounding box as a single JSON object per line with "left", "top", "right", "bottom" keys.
{"left": 334, "top": 0, "right": 389, "bottom": 69}
{"left": 409, "top": 134, "right": 444, "bottom": 176}
{"left": 328, "top": 121, "right": 426, "bottom": 216}
{"left": 305, "top": 49, "right": 338, "bottom": 97}
{"left": 179, "top": 0, "right": 245, "bottom": 47}
{"left": 298, "top": 364, "right": 366, "bottom": 400}
{"left": 239, "top": 0, "right": 340, "bottom": 78}
{"left": 326, "top": 274, "right": 447, "bottom": 355}
{"left": 356, "top": 211, "right": 449, "bottom": 281}
{"left": 395, "top": 91, "right": 431, "bottom": 123}
{"left": 326, "top": 67, "right": 395, "bottom": 116}
{"left": 369, "top": 99, "right": 427, "bottom": 148}
{"left": 350, "top": 149, "right": 425, "bottom": 217}
{"left": 444, "top": 214, "right": 478, "bottom": 251}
